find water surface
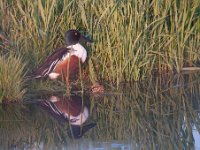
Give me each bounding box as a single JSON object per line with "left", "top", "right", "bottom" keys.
{"left": 0, "top": 73, "right": 200, "bottom": 150}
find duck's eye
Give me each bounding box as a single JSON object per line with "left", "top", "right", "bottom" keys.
{"left": 75, "top": 32, "right": 78, "bottom": 35}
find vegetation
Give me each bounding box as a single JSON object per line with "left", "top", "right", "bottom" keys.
{"left": 0, "top": 0, "right": 200, "bottom": 101}
{"left": 0, "top": 54, "right": 26, "bottom": 103}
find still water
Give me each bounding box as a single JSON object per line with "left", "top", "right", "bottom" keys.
{"left": 0, "top": 73, "right": 200, "bottom": 150}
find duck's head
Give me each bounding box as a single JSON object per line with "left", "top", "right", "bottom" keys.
{"left": 64, "top": 29, "right": 92, "bottom": 46}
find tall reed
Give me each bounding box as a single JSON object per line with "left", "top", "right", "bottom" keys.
{"left": 0, "top": 54, "right": 26, "bottom": 102}
{"left": 0, "top": 0, "right": 199, "bottom": 84}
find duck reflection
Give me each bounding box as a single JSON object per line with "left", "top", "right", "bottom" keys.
{"left": 38, "top": 95, "right": 96, "bottom": 139}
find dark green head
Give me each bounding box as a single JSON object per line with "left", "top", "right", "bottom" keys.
{"left": 64, "top": 29, "right": 92, "bottom": 46}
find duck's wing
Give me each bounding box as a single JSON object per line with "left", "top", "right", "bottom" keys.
{"left": 39, "top": 99, "right": 69, "bottom": 122}
{"left": 32, "top": 47, "right": 70, "bottom": 78}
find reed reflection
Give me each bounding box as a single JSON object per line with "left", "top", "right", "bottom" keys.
{"left": 0, "top": 73, "right": 199, "bottom": 149}
{"left": 90, "top": 73, "right": 200, "bottom": 149}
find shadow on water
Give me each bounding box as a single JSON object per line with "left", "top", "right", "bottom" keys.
{"left": 0, "top": 72, "right": 200, "bottom": 149}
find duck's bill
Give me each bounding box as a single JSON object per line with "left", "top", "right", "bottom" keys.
{"left": 80, "top": 35, "right": 93, "bottom": 43}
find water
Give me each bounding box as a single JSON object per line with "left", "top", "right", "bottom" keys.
{"left": 0, "top": 73, "right": 200, "bottom": 150}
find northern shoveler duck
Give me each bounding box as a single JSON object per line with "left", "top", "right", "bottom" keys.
{"left": 32, "top": 29, "right": 92, "bottom": 80}
{"left": 39, "top": 95, "right": 96, "bottom": 138}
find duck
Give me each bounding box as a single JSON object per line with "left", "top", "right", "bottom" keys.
{"left": 31, "top": 29, "right": 92, "bottom": 81}
{"left": 39, "top": 95, "right": 96, "bottom": 138}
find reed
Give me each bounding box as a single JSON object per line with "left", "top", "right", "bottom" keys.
{"left": 0, "top": 0, "right": 199, "bottom": 84}
{"left": 0, "top": 54, "right": 26, "bottom": 103}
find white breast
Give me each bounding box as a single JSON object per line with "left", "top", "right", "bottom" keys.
{"left": 64, "top": 106, "right": 89, "bottom": 125}
{"left": 67, "top": 43, "right": 87, "bottom": 63}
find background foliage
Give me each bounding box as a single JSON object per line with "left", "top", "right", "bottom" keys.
{"left": 0, "top": 0, "right": 200, "bottom": 101}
